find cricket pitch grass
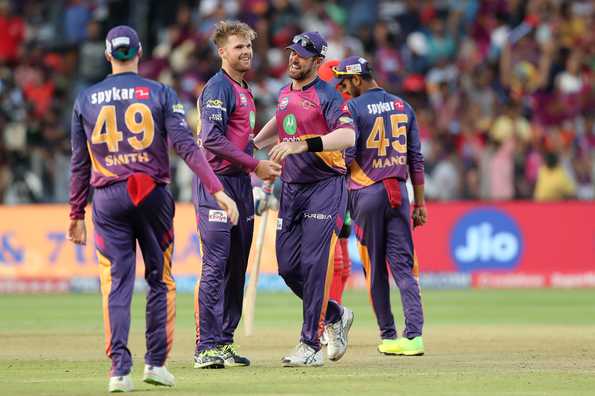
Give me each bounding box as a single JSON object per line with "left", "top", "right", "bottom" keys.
{"left": 1, "top": 289, "right": 594, "bottom": 395}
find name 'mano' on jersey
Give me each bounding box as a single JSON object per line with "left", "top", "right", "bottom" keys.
{"left": 69, "top": 71, "right": 221, "bottom": 218}
{"left": 197, "top": 70, "right": 258, "bottom": 175}
{"left": 347, "top": 87, "right": 424, "bottom": 190}
{"left": 275, "top": 77, "right": 354, "bottom": 183}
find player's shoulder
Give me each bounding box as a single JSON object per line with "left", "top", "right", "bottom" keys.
{"left": 203, "top": 70, "right": 234, "bottom": 96}
{"left": 313, "top": 78, "right": 342, "bottom": 104}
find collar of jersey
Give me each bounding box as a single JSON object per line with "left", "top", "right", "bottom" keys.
{"left": 106, "top": 71, "right": 138, "bottom": 78}
{"left": 221, "top": 69, "right": 249, "bottom": 89}
{"left": 290, "top": 76, "right": 320, "bottom": 91}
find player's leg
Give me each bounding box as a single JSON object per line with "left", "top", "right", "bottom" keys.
{"left": 300, "top": 177, "right": 352, "bottom": 363}
{"left": 221, "top": 175, "right": 253, "bottom": 366}
{"left": 132, "top": 182, "right": 176, "bottom": 386}
{"left": 350, "top": 184, "right": 398, "bottom": 342}
{"left": 339, "top": 237, "right": 352, "bottom": 296}
{"left": 385, "top": 181, "right": 424, "bottom": 355}
{"left": 278, "top": 182, "right": 322, "bottom": 367}
{"left": 92, "top": 183, "right": 137, "bottom": 391}
{"left": 276, "top": 181, "right": 304, "bottom": 299}
{"left": 192, "top": 178, "right": 230, "bottom": 368}
{"left": 329, "top": 240, "right": 344, "bottom": 304}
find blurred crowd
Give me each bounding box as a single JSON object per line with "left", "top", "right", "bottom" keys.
{"left": 0, "top": 0, "right": 593, "bottom": 204}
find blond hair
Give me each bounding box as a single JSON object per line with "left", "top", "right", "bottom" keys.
{"left": 211, "top": 20, "right": 257, "bottom": 48}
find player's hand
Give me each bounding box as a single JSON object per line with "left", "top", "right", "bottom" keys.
{"left": 213, "top": 191, "right": 239, "bottom": 225}
{"left": 67, "top": 219, "right": 87, "bottom": 245}
{"left": 254, "top": 160, "right": 281, "bottom": 182}
{"left": 268, "top": 141, "right": 308, "bottom": 163}
{"left": 412, "top": 205, "right": 427, "bottom": 228}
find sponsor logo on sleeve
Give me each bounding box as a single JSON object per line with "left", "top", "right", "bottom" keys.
{"left": 279, "top": 97, "right": 289, "bottom": 110}
{"left": 135, "top": 86, "right": 150, "bottom": 100}
{"left": 205, "top": 99, "right": 225, "bottom": 111}
{"left": 208, "top": 210, "right": 228, "bottom": 223}
{"left": 172, "top": 103, "right": 185, "bottom": 114}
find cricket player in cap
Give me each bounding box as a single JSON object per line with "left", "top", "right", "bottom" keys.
{"left": 332, "top": 55, "right": 426, "bottom": 356}
{"left": 254, "top": 32, "right": 356, "bottom": 367}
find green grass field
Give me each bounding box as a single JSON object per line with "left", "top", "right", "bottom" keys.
{"left": 1, "top": 289, "right": 594, "bottom": 395}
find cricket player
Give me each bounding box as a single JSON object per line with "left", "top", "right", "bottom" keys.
{"left": 332, "top": 56, "right": 426, "bottom": 355}
{"left": 254, "top": 32, "right": 356, "bottom": 367}
{"left": 67, "top": 26, "right": 239, "bottom": 392}
{"left": 192, "top": 20, "right": 281, "bottom": 369}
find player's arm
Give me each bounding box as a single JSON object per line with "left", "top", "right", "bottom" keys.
{"left": 253, "top": 116, "right": 278, "bottom": 150}
{"left": 201, "top": 85, "right": 280, "bottom": 180}
{"left": 269, "top": 90, "right": 355, "bottom": 162}
{"left": 164, "top": 87, "right": 238, "bottom": 224}
{"left": 67, "top": 99, "right": 90, "bottom": 245}
{"left": 407, "top": 108, "right": 427, "bottom": 227}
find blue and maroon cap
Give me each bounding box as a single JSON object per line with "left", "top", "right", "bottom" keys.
{"left": 105, "top": 25, "right": 142, "bottom": 61}
{"left": 286, "top": 32, "right": 328, "bottom": 58}
{"left": 330, "top": 55, "right": 373, "bottom": 86}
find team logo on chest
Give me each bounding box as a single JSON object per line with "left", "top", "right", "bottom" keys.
{"left": 239, "top": 92, "right": 248, "bottom": 107}
{"left": 302, "top": 99, "right": 316, "bottom": 110}
{"left": 279, "top": 97, "right": 289, "bottom": 110}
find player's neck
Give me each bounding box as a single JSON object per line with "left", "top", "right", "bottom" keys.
{"left": 111, "top": 64, "right": 138, "bottom": 75}
{"left": 363, "top": 80, "right": 380, "bottom": 93}
{"left": 222, "top": 65, "right": 246, "bottom": 87}
{"left": 291, "top": 73, "right": 317, "bottom": 90}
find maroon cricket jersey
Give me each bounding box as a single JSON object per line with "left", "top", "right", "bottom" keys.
{"left": 275, "top": 77, "right": 354, "bottom": 183}
{"left": 197, "top": 70, "right": 258, "bottom": 175}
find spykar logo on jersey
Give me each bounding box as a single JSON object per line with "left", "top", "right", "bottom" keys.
{"left": 208, "top": 210, "right": 228, "bottom": 223}
{"left": 135, "top": 87, "right": 150, "bottom": 100}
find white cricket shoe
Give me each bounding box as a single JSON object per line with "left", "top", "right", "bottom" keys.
{"left": 142, "top": 364, "right": 175, "bottom": 387}
{"left": 326, "top": 307, "right": 354, "bottom": 361}
{"left": 281, "top": 342, "right": 323, "bottom": 367}
{"left": 108, "top": 374, "right": 133, "bottom": 393}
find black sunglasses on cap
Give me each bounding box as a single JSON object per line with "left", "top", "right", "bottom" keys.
{"left": 292, "top": 34, "right": 319, "bottom": 54}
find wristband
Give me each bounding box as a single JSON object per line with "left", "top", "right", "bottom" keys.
{"left": 305, "top": 136, "right": 323, "bottom": 152}
{"left": 413, "top": 203, "right": 425, "bottom": 209}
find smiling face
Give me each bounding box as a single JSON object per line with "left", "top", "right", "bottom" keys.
{"left": 287, "top": 50, "right": 322, "bottom": 82}
{"left": 219, "top": 34, "right": 253, "bottom": 73}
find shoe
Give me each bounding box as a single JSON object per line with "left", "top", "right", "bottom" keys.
{"left": 325, "top": 307, "right": 354, "bottom": 361}
{"left": 281, "top": 342, "right": 323, "bottom": 367}
{"left": 143, "top": 364, "right": 175, "bottom": 387}
{"left": 220, "top": 344, "right": 250, "bottom": 367}
{"left": 108, "top": 374, "right": 133, "bottom": 393}
{"left": 377, "top": 336, "right": 424, "bottom": 356}
{"left": 193, "top": 348, "right": 225, "bottom": 369}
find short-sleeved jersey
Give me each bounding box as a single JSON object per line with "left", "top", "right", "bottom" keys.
{"left": 69, "top": 71, "right": 221, "bottom": 219}
{"left": 275, "top": 77, "right": 354, "bottom": 183}
{"left": 197, "top": 70, "right": 258, "bottom": 175}
{"left": 347, "top": 88, "right": 424, "bottom": 190}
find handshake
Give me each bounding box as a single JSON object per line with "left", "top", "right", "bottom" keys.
{"left": 252, "top": 184, "right": 279, "bottom": 216}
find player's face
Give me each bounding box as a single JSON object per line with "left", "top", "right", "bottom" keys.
{"left": 338, "top": 77, "right": 361, "bottom": 98}
{"left": 287, "top": 50, "right": 321, "bottom": 81}
{"left": 220, "top": 34, "right": 253, "bottom": 73}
